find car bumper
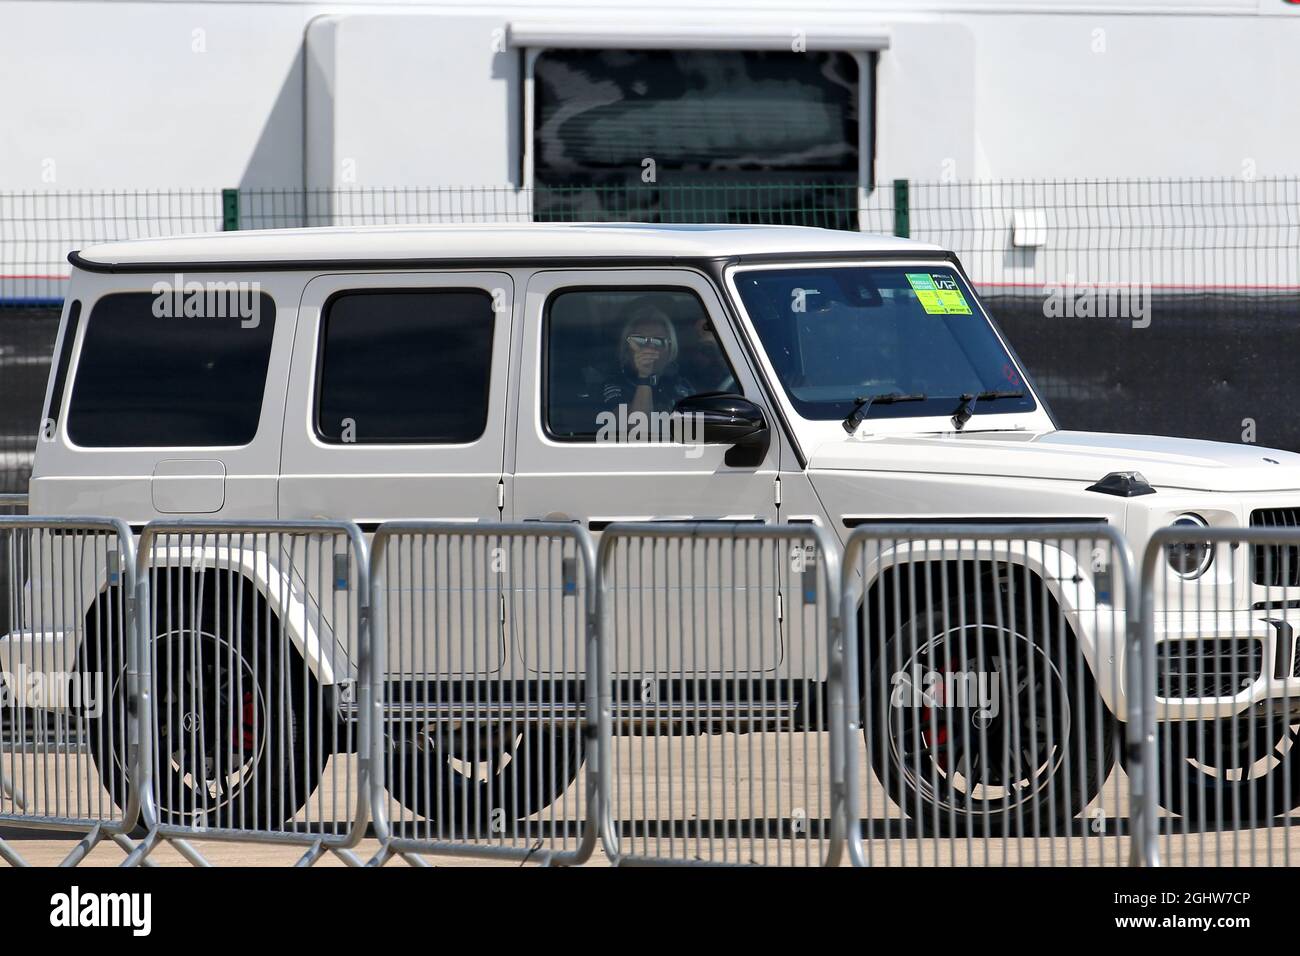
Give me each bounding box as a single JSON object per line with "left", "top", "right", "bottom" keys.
{"left": 1151, "top": 610, "right": 1300, "bottom": 720}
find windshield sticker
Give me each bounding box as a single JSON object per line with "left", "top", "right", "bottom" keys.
{"left": 933, "top": 274, "right": 973, "bottom": 314}
{"left": 904, "top": 273, "right": 944, "bottom": 313}
{"left": 906, "top": 273, "right": 972, "bottom": 315}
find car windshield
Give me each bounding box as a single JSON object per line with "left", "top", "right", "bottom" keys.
{"left": 732, "top": 264, "right": 1037, "bottom": 423}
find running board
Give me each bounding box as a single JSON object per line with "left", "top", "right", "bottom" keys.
{"left": 338, "top": 700, "right": 800, "bottom": 727}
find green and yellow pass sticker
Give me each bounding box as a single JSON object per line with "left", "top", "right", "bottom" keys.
{"left": 906, "top": 273, "right": 972, "bottom": 315}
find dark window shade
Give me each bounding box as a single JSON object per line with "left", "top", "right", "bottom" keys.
{"left": 316, "top": 290, "right": 495, "bottom": 444}
{"left": 46, "top": 299, "right": 81, "bottom": 426}
{"left": 67, "top": 292, "right": 275, "bottom": 447}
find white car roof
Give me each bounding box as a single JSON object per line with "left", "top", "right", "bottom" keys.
{"left": 73, "top": 222, "right": 946, "bottom": 269}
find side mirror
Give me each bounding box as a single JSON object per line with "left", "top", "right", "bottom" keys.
{"left": 673, "top": 393, "right": 771, "bottom": 467}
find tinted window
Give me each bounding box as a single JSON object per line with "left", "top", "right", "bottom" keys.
{"left": 45, "top": 299, "right": 81, "bottom": 426}
{"left": 316, "top": 290, "right": 494, "bottom": 444}
{"left": 533, "top": 49, "right": 860, "bottom": 229}
{"left": 67, "top": 291, "right": 276, "bottom": 447}
{"left": 545, "top": 288, "right": 735, "bottom": 440}
{"left": 734, "top": 266, "right": 1037, "bottom": 422}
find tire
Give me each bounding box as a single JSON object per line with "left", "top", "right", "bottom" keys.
{"left": 87, "top": 571, "right": 330, "bottom": 832}
{"left": 388, "top": 721, "right": 583, "bottom": 828}
{"left": 864, "top": 594, "right": 1116, "bottom": 836}
{"left": 1153, "top": 715, "right": 1300, "bottom": 823}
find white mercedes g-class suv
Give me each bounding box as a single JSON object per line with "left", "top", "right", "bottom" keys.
{"left": 6, "top": 222, "right": 1299, "bottom": 833}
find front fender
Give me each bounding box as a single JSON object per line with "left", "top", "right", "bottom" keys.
{"left": 843, "top": 534, "right": 1133, "bottom": 721}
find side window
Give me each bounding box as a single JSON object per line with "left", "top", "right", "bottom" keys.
{"left": 316, "top": 289, "right": 494, "bottom": 444}
{"left": 67, "top": 291, "right": 276, "bottom": 447}
{"left": 544, "top": 288, "right": 737, "bottom": 441}
{"left": 44, "top": 299, "right": 81, "bottom": 433}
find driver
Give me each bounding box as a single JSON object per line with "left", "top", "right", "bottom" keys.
{"left": 601, "top": 300, "right": 696, "bottom": 420}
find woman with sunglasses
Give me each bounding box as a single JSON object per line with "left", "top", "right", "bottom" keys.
{"left": 600, "top": 300, "right": 697, "bottom": 426}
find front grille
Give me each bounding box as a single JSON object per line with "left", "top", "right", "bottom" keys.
{"left": 1156, "top": 638, "right": 1263, "bottom": 699}
{"left": 1250, "top": 508, "right": 1300, "bottom": 587}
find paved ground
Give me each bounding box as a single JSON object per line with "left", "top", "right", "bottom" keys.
{"left": 3, "top": 734, "right": 1299, "bottom": 866}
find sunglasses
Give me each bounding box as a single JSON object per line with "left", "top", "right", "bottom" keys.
{"left": 626, "top": 334, "right": 669, "bottom": 350}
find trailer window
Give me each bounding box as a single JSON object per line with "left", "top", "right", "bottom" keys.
{"left": 532, "top": 49, "right": 862, "bottom": 229}
{"left": 67, "top": 290, "right": 276, "bottom": 447}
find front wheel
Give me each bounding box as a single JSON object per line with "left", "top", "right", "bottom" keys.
{"left": 865, "top": 600, "right": 1116, "bottom": 836}
{"left": 1153, "top": 715, "right": 1300, "bottom": 822}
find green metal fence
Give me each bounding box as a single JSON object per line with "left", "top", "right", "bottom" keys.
{"left": 2, "top": 178, "right": 1299, "bottom": 492}
{"left": 4, "top": 179, "right": 1297, "bottom": 306}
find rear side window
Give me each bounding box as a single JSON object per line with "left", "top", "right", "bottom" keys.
{"left": 315, "top": 290, "right": 495, "bottom": 444}
{"left": 67, "top": 290, "right": 276, "bottom": 447}
{"left": 44, "top": 299, "right": 81, "bottom": 428}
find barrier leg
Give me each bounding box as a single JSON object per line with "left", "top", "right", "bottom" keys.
{"left": 168, "top": 837, "right": 212, "bottom": 868}
{"left": 110, "top": 831, "right": 159, "bottom": 868}
{"left": 331, "top": 848, "right": 364, "bottom": 868}
{"left": 120, "top": 828, "right": 162, "bottom": 867}
{"left": 364, "top": 845, "right": 394, "bottom": 868}
{"left": 57, "top": 823, "right": 105, "bottom": 867}
{"left": 295, "top": 840, "right": 326, "bottom": 867}
{"left": 0, "top": 838, "right": 28, "bottom": 867}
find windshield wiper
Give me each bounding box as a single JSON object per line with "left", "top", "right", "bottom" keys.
{"left": 951, "top": 390, "right": 1025, "bottom": 431}
{"left": 841, "top": 392, "right": 927, "bottom": 434}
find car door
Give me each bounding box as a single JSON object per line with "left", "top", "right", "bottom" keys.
{"left": 508, "top": 269, "right": 783, "bottom": 678}
{"left": 279, "top": 271, "right": 513, "bottom": 675}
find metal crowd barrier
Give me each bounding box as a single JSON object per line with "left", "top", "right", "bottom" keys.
{"left": 12, "top": 512, "right": 1300, "bottom": 869}
{"left": 596, "top": 522, "right": 846, "bottom": 866}
{"left": 122, "top": 520, "right": 372, "bottom": 867}
{"left": 366, "top": 522, "right": 600, "bottom": 867}
{"left": 842, "top": 523, "right": 1152, "bottom": 867}
{"left": 1141, "top": 523, "right": 1300, "bottom": 866}
{"left": 0, "top": 496, "right": 30, "bottom": 658}
{"left": 0, "top": 516, "right": 144, "bottom": 866}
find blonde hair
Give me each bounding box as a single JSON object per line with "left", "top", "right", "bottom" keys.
{"left": 618, "top": 300, "right": 679, "bottom": 366}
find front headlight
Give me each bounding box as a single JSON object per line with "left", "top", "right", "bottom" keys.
{"left": 1166, "top": 513, "right": 1213, "bottom": 579}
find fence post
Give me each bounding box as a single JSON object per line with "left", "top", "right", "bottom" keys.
{"left": 1128, "top": 590, "right": 1157, "bottom": 866}
{"left": 892, "top": 179, "right": 910, "bottom": 238}
{"left": 221, "top": 188, "right": 240, "bottom": 231}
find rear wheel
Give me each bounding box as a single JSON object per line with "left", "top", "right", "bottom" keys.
{"left": 88, "top": 573, "right": 330, "bottom": 832}
{"left": 388, "top": 722, "right": 583, "bottom": 828}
